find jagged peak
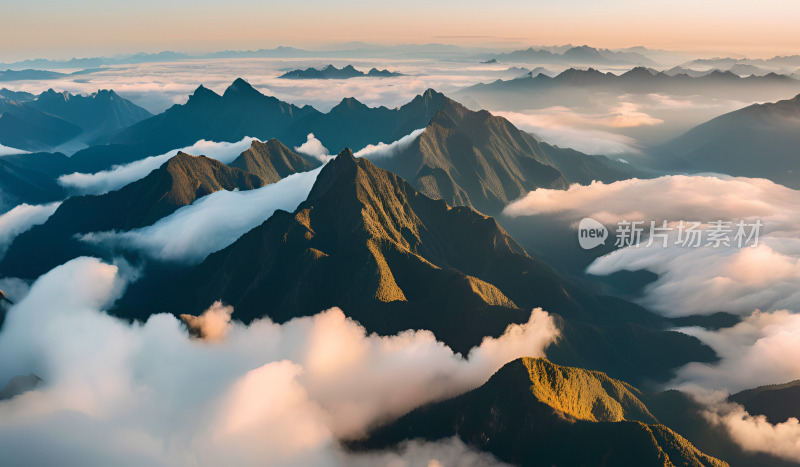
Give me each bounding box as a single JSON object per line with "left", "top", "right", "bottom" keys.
{"left": 188, "top": 84, "right": 221, "bottom": 102}
{"left": 332, "top": 96, "right": 368, "bottom": 112}
{"left": 305, "top": 148, "right": 358, "bottom": 202}
{"left": 223, "top": 78, "right": 261, "bottom": 98}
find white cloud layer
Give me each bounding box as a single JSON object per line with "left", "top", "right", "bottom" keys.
{"left": 493, "top": 109, "right": 644, "bottom": 155}
{"left": 0, "top": 256, "right": 555, "bottom": 466}
{"left": 57, "top": 137, "right": 259, "bottom": 196}
{"left": 0, "top": 144, "right": 28, "bottom": 156}
{"left": 80, "top": 165, "right": 323, "bottom": 264}
{"left": 355, "top": 128, "right": 425, "bottom": 159}
{"left": 294, "top": 133, "right": 329, "bottom": 162}
{"left": 505, "top": 175, "right": 800, "bottom": 316}
{"left": 0, "top": 202, "right": 60, "bottom": 260}
{"left": 704, "top": 400, "right": 800, "bottom": 464}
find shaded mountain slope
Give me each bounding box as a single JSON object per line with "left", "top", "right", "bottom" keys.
{"left": 0, "top": 152, "right": 268, "bottom": 279}
{"left": 729, "top": 379, "right": 800, "bottom": 424}
{"left": 228, "top": 138, "right": 321, "bottom": 183}
{"left": 658, "top": 93, "right": 800, "bottom": 187}
{"left": 0, "top": 100, "right": 83, "bottom": 152}
{"left": 108, "top": 79, "right": 319, "bottom": 155}
{"left": 645, "top": 389, "right": 800, "bottom": 467}
{"left": 155, "top": 149, "right": 715, "bottom": 384}
{"left": 353, "top": 358, "right": 727, "bottom": 467}
{"left": 371, "top": 101, "right": 635, "bottom": 216}
{"left": 0, "top": 151, "right": 72, "bottom": 178}
{"left": 29, "top": 88, "right": 152, "bottom": 142}
{"left": 0, "top": 158, "right": 65, "bottom": 207}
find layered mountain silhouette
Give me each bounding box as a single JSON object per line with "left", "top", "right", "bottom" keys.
{"left": 106, "top": 79, "right": 318, "bottom": 156}
{"left": 454, "top": 67, "right": 800, "bottom": 111}
{"left": 29, "top": 89, "right": 152, "bottom": 143}
{"left": 483, "top": 45, "right": 657, "bottom": 66}
{"left": 279, "top": 89, "right": 630, "bottom": 215}
{"left": 278, "top": 89, "right": 455, "bottom": 152}
{"left": 155, "top": 149, "right": 714, "bottom": 384}
{"left": 0, "top": 69, "right": 66, "bottom": 81}
{"left": 353, "top": 358, "right": 727, "bottom": 467}
{"left": 228, "top": 138, "right": 321, "bottom": 183}
{"left": 657, "top": 93, "right": 800, "bottom": 187}
{"left": 0, "top": 88, "right": 150, "bottom": 152}
{"left": 0, "top": 152, "right": 270, "bottom": 279}
{"left": 278, "top": 64, "right": 402, "bottom": 79}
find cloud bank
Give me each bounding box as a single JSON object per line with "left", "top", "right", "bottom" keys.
{"left": 505, "top": 175, "right": 800, "bottom": 317}
{"left": 492, "top": 108, "right": 650, "bottom": 154}
{"left": 355, "top": 128, "right": 425, "bottom": 159}
{"left": 0, "top": 144, "right": 27, "bottom": 157}
{"left": 0, "top": 256, "right": 555, "bottom": 466}
{"left": 0, "top": 202, "right": 60, "bottom": 260}
{"left": 57, "top": 137, "right": 259, "bottom": 196}
{"left": 294, "top": 133, "right": 329, "bottom": 162}
{"left": 80, "top": 165, "right": 323, "bottom": 264}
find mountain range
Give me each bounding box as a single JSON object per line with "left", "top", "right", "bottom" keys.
{"left": 481, "top": 45, "right": 659, "bottom": 66}
{"left": 150, "top": 149, "right": 714, "bottom": 385}
{"left": 1, "top": 86, "right": 630, "bottom": 212}
{"left": 454, "top": 67, "right": 800, "bottom": 111}
{"left": 92, "top": 79, "right": 318, "bottom": 171}
{"left": 278, "top": 64, "right": 402, "bottom": 79}
{"left": 0, "top": 88, "right": 151, "bottom": 152}
{"left": 0, "top": 151, "right": 278, "bottom": 278}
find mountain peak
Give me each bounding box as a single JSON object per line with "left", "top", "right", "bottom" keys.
{"left": 305, "top": 148, "right": 358, "bottom": 201}
{"left": 189, "top": 84, "right": 221, "bottom": 102}
{"left": 223, "top": 78, "right": 260, "bottom": 98}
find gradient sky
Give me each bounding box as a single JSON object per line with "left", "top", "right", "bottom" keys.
{"left": 2, "top": 0, "right": 800, "bottom": 61}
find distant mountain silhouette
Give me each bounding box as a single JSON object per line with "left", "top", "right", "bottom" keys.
{"left": 367, "top": 68, "right": 403, "bottom": 77}
{"left": 0, "top": 69, "right": 66, "bottom": 81}
{"left": 0, "top": 88, "right": 34, "bottom": 101}
{"left": 228, "top": 138, "right": 321, "bottom": 183}
{"left": 154, "top": 149, "right": 715, "bottom": 384}
{"left": 484, "top": 45, "right": 657, "bottom": 66}
{"left": 278, "top": 64, "right": 402, "bottom": 79}
{"left": 0, "top": 152, "right": 269, "bottom": 279}
{"left": 104, "top": 79, "right": 319, "bottom": 161}
{"left": 29, "top": 88, "right": 152, "bottom": 143}
{"left": 0, "top": 88, "right": 150, "bottom": 152}
{"left": 353, "top": 358, "right": 727, "bottom": 467}
{"left": 454, "top": 67, "right": 800, "bottom": 111}
{"left": 278, "top": 89, "right": 452, "bottom": 152}
{"left": 658, "top": 93, "right": 800, "bottom": 187}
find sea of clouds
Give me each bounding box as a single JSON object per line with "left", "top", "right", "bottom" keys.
{"left": 0, "top": 256, "right": 555, "bottom": 466}
{"left": 504, "top": 174, "right": 800, "bottom": 463}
